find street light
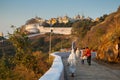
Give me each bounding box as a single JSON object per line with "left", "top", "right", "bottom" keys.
{"left": 49, "top": 29, "right": 53, "bottom": 54}
{"left": 48, "top": 25, "right": 53, "bottom": 61}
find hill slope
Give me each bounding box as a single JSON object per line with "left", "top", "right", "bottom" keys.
{"left": 85, "top": 6, "right": 120, "bottom": 62}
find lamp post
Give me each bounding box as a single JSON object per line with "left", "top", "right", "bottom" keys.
{"left": 49, "top": 24, "right": 53, "bottom": 61}
{"left": 49, "top": 29, "right": 53, "bottom": 54}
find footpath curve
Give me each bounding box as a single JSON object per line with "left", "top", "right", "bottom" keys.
{"left": 58, "top": 52, "right": 120, "bottom": 80}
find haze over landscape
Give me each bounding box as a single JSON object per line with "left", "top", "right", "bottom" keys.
{"left": 0, "top": 0, "right": 120, "bottom": 35}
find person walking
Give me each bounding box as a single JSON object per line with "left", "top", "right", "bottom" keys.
{"left": 75, "top": 48, "right": 80, "bottom": 62}
{"left": 85, "top": 47, "right": 91, "bottom": 65}
{"left": 80, "top": 48, "right": 87, "bottom": 64}
{"left": 67, "top": 49, "right": 77, "bottom": 77}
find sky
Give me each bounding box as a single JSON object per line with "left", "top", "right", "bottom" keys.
{"left": 0, "top": 0, "right": 120, "bottom": 35}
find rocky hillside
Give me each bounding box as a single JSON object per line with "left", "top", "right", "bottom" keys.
{"left": 85, "top": 6, "right": 120, "bottom": 62}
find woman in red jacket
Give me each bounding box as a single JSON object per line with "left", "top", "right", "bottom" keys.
{"left": 85, "top": 47, "right": 91, "bottom": 65}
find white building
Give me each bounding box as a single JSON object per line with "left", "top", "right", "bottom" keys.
{"left": 57, "top": 16, "right": 70, "bottom": 24}
{"left": 25, "top": 24, "right": 72, "bottom": 35}
{"left": 25, "top": 24, "right": 40, "bottom": 33}
{"left": 57, "top": 17, "right": 63, "bottom": 23}
{"left": 74, "top": 14, "right": 85, "bottom": 20}
{"left": 38, "top": 26, "right": 72, "bottom": 35}
{"left": 62, "top": 15, "right": 70, "bottom": 24}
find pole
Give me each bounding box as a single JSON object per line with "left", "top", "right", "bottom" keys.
{"left": 49, "top": 30, "right": 51, "bottom": 54}
{"left": 49, "top": 27, "right": 53, "bottom": 61}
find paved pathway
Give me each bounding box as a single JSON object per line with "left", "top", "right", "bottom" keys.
{"left": 57, "top": 52, "right": 120, "bottom": 80}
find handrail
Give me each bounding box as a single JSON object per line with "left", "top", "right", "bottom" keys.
{"left": 39, "top": 52, "right": 64, "bottom": 80}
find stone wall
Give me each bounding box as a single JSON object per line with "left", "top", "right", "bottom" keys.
{"left": 38, "top": 26, "right": 71, "bottom": 35}
{"left": 39, "top": 52, "right": 64, "bottom": 80}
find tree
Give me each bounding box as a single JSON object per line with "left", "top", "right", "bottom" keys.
{"left": 71, "top": 20, "right": 92, "bottom": 38}
{"left": 8, "top": 26, "right": 32, "bottom": 62}
{"left": 99, "top": 14, "right": 108, "bottom": 22}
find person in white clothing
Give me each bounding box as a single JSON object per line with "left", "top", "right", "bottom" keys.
{"left": 80, "top": 48, "right": 86, "bottom": 64}
{"left": 76, "top": 48, "right": 80, "bottom": 62}
{"left": 67, "top": 49, "right": 77, "bottom": 77}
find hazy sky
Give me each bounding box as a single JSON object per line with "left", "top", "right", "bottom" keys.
{"left": 0, "top": 0, "right": 120, "bottom": 35}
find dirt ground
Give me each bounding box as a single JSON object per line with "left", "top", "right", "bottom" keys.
{"left": 92, "top": 58, "right": 120, "bottom": 70}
